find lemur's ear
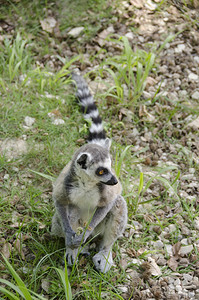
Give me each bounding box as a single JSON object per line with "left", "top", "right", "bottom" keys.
{"left": 104, "top": 138, "right": 111, "bottom": 150}
{"left": 76, "top": 153, "right": 89, "bottom": 169}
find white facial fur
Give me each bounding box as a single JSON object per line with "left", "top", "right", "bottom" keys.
{"left": 75, "top": 153, "right": 113, "bottom": 184}
{"left": 87, "top": 157, "right": 113, "bottom": 183}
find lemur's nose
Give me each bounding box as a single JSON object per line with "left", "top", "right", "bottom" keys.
{"left": 104, "top": 175, "right": 118, "bottom": 186}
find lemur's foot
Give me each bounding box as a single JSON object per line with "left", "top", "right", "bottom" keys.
{"left": 65, "top": 247, "right": 79, "bottom": 266}
{"left": 65, "top": 245, "right": 90, "bottom": 266}
{"left": 92, "top": 250, "right": 113, "bottom": 273}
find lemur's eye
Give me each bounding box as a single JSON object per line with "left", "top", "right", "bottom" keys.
{"left": 96, "top": 167, "right": 108, "bottom": 176}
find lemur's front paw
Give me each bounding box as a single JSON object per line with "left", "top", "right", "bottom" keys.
{"left": 71, "top": 233, "right": 84, "bottom": 248}
{"left": 92, "top": 250, "right": 113, "bottom": 273}
{"left": 65, "top": 247, "right": 79, "bottom": 266}
{"left": 66, "top": 231, "right": 76, "bottom": 248}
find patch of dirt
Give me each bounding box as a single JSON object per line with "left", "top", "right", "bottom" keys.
{"left": 0, "top": 138, "right": 28, "bottom": 159}
{"left": 1, "top": 0, "right": 199, "bottom": 299}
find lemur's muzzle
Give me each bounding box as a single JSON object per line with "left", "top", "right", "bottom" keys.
{"left": 103, "top": 175, "right": 118, "bottom": 186}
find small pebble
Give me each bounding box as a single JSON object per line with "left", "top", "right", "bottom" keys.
{"left": 24, "top": 116, "right": 35, "bottom": 127}
{"left": 179, "top": 245, "right": 193, "bottom": 255}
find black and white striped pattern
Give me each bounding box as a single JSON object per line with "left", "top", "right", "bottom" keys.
{"left": 72, "top": 73, "right": 106, "bottom": 147}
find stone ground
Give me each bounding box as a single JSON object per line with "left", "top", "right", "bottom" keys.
{"left": 1, "top": 0, "right": 199, "bottom": 299}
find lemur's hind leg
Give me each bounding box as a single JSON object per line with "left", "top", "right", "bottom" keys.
{"left": 51, "top": 212, "right": 65, "bottom": 238}
{"left": 51, "top": 211, "right": 90, "bottom": 266}
{"left": 92, "top": 195, "right": 127, "bottom": 273}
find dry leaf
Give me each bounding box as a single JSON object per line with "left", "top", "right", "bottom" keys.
{"left": 193, "top": 0, "right": 199, "bottom": 8}
{"left": 10, "top": 222, "right": 27, "bottom": 228}
{"left": 68, "top": 27, "right": 84, "bottom": 38}
{"left": 41, "top": 279, "right": 50, "bottom": 293}
{"left": 126, "top": 248, "right": 137, "bottom": 257}
{"left": 139, "top": 105, "right": 156, "bottom": 123}
{"left": 14, "top": 239, "right": 25, "bottom": 260}
{"left": 167, "top": 256, "right": 178, "bottom": 271}
{"left": 137, "top": 248, "right": 147, "bottom": 256}
{"left": 145, "top": 0, "right": 157, "bottom": 10}
{"left": 147, "top": 257, "right": 162, "bottom": 276}
{"left": 50, "top": 109, "right": 62, "bottom": 117}
{"left": 2, "top": 242, "right": 12, "bottom": 259}
{"left": 119, "top": 258, "right": 128, "bottom": 270}
{"left": 187, "top": 117, "right": 199, "bottom": 130}
{"left": 139, "top": 24, "right": 157, "bottom": 35}
{"left": 37, "top": 221, "right": 46, "bottom": 229}
{"left": 172, "top": 242, "right": 181, "bottom": 257}
{"left": 97, "top": 26, "right": 114, "bottom": 46}
{"left": 146, "top": 76, "right": 157, "bottom": 87}
{"left": 130, "top": 0, "right": 144, "bottom": 8}
{"left": 40, "top": 17, "right": 57, "bottom": 34}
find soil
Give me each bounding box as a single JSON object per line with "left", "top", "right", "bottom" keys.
{"left": 0, "top": 0, "right": 199, "bottom": 299}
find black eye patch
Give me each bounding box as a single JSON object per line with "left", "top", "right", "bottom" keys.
{"left": 96, "top": 167, "right": 108, "bottom": 176}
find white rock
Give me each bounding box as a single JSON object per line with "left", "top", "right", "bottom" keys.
{"left": 52, "top": 118, "right": 65, "bottom": 125}
{"left": 68, "top": 27, "right": 84, "bottom": 38}
{"left": 175, "top": 278, "right": 181, "bottom": 285}
{"left": 194, "top": 56, "right": 199, "bottom": 63}
{"left": 48, "top": 112, "right": 55, "bottom": 118}
{"left": 187, "top": 116, "right": 199, "bottom": 130}
{"left": 167, "top": 277, "right": 175, "bottom": 284}
{"left": 188, "top": 291, "right": 195, "bottom": 298}
{"left": 194, "top": 217, "right": 199, "bottom": 230}
{"left": 192, "top": 91, "right": 199, "bottom": 100}
{"left": 19, "top": 74, "right": 31, "bottom": 85}
{"left": 145, "top": 0, "right": 157, "bottom": 10}
{"left": 181, "top": 238, "right": 188, "bottom": 245}
{"left": 179, "top": 245, "right": 193, "bottom": 255}
{"left": 125, "top": 32, "right": 134, "bottom": 40}
{"left": 143, "top": 91, "right": 152, "bottom": 99}
{"left": 131, "top": 127, "right": 139, "bottom": 137}
{"left": 181, "top": 174, "right": 195, "bottom": 180}
{"left": 183, "top": 273, "right": 193, "bottom": 283}
{"left": 179, "top": 90, "right": 188, "bottom": 97}
{"left": 0, "top": 139, "right": 28, "bottom": 159}
{"left": 24, "top": 116, "right": 35, "bottom": 127}
{"left": 40, "top": 17, "right": 57, "bottom": 33}
{"left": 188, "top": 72, "right": 199, "bottom": 81}
{"left": 175, "top": 285, "right": 182, "bottom": 292}
{"left": 168, "top": 284, "right": 175, "bottom": 290}
{"left": 117, "top": 286, "right": 128, "bottom": 293}
{"left": 168, "top": 224, "right": 176, "bottom": 233}
{"left": 147, "top": 257, "right": 162, "bottom": 276}
{"left": 165, "top": 244, "right": 173, "bottom": 256}
{"left": 175, "top": 44, "right": 186, "bottom": 53}
{"left": 4, "top": 174, "right": 9, "bottom": 180}
{"left": 153, "top": 240, "right": 164, "bottom": 249}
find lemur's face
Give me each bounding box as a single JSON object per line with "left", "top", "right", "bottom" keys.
{"left": 76, "top": 153, "right": 118, "bottom": 186}
{"left": 94, "top": 158, "right": 118, "bottom": 185}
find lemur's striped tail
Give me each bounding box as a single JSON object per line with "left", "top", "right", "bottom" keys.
{"left": 72, "top": 73, "right": 110, "bottom": 149}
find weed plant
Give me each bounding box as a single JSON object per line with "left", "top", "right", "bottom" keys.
{"left": 100, "top": 36, "right": 156, "bottom": 107}
{"left": 0, "top": 2, "right": 198, "bottom": 297}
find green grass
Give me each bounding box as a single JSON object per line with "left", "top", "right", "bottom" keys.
{"left": 0, "top": 1, "right": 199, "bottom": 299}
{"left": 102, "top": 36, "right": 156, "bottom": 107}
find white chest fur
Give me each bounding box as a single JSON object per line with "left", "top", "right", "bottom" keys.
{"left": 69, "top": 181, "right": 100, "bottom": 213}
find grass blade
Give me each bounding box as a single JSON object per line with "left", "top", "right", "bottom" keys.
{"left": 0, "top": 278, "right": 26, "bottom": 298}
{"left": 138, "top": 172, "right": 144, "bottom": 195}
{"left": 115, "top": 145, "right": 131, "bottom": 177}
{"left": 2, "top": 255, "right": 32, "bottom": 300}
{"left": 30, "top": 291, "right": 47, "bottom": 300}
{"left": 156, "top": 176, "right": 180, "bottom": 200}
{"left": 54, "top": 260, "right": 72, "bottom": 300}
{"left": 0, "top": 286, "right": 20, "bottom": 300}
{"left": 29, "top": 169, "right": 55, "bottom": 181}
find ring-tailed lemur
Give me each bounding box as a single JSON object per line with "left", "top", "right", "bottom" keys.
{"left": 51, "top": 73, "right": 127, "bottom": 273}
